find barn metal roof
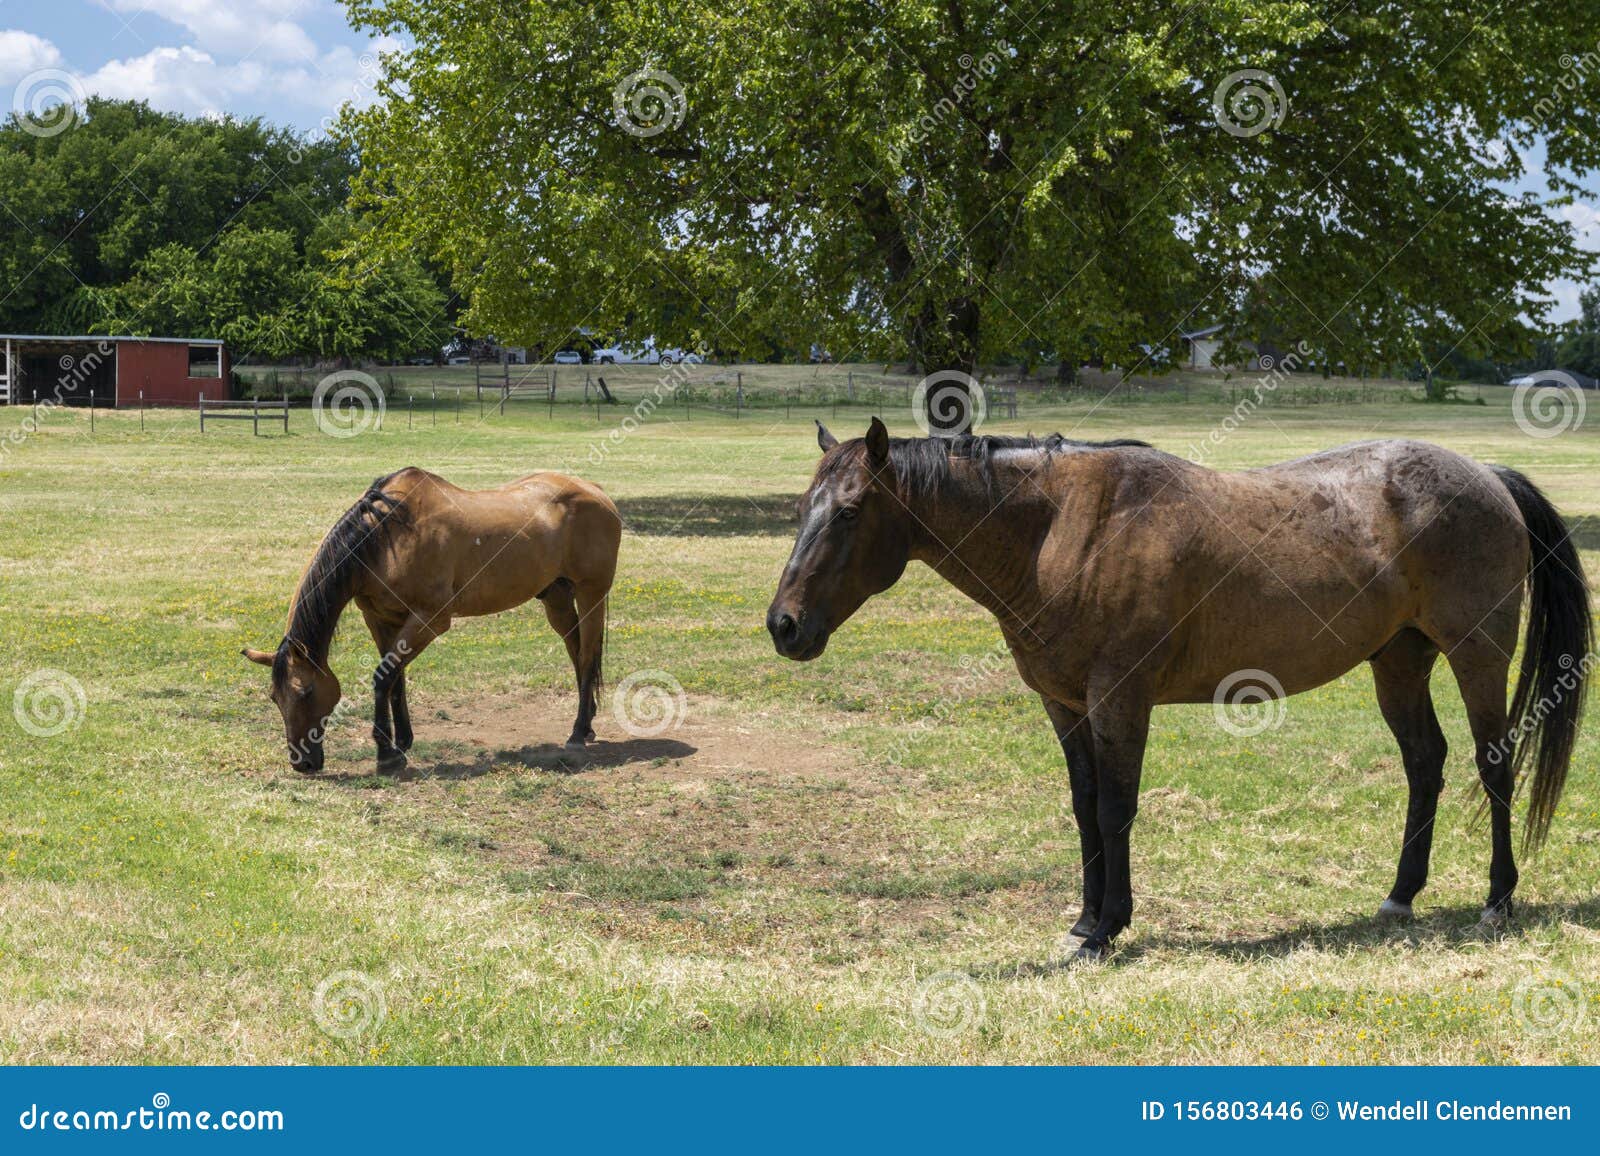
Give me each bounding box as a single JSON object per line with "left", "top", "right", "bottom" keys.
{"left": 0, "top": 333, "right": 224, "bottom": 345}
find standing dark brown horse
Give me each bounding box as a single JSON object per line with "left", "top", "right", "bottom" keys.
{"left": 767, "top": 419, "right": 1590, "bottom": 959}
{"left": 244, "top": 466, "right": 620, "bottom": 774}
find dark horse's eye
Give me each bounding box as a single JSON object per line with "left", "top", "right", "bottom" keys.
{"left": 838, "top": 507, "right": 859, "bottom": 521}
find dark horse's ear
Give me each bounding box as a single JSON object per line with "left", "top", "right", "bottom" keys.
{"left": 865, "top": 416, "right": 890, "bottom": 468}
{"left": 241, "top": 647, "right": 274, "bottom": 667}
{"left": 815, "top": 420, "right": 838, "bottom": 452}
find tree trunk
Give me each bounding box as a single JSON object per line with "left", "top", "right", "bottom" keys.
{"left": 912, "top": 296, "right": 981, "bottom": 436}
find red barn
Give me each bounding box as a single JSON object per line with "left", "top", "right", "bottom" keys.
{"left": 0, "top": 334, "right": 230, "bottom": 408}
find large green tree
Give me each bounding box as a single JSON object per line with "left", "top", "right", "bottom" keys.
{"left": 342, "top": 1, "right": 1597, "bottom": 384}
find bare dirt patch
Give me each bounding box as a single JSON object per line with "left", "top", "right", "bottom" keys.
{"left": 311, "top": 691, "right": 1080, "bottom": 961}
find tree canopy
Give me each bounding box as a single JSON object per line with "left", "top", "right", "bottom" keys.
{"left": 342, "top": 1, "right": 1599, "bottom": 378}
{"left": 0, "top": 98, "right": 451, "bottom": 361}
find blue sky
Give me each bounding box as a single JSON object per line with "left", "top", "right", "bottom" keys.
{"left": 0, "top": 0, "right": 396, "bottom": 135}
{"left": 0, "top": 1, "right": 1593, "bottom": 321}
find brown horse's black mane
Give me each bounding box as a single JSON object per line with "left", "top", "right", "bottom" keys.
{"left": 275, "top": 472, "right": 410, "bottom": 682}
{"left": 886, "top": 433, "right": 1152, "bottom": 499}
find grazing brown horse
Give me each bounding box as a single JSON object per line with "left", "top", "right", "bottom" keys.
{"left": 244, "top": 467, "right": 620, "bottom": 773}
{"left": 767, "top": 419, "right": 1591, "bottom": 959}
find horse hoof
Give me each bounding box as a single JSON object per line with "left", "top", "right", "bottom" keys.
{"left": 1072, "top": 943, "right": 1106, "bottom": 965}
{"left": 1480, "top": 903, "right": 1512, "bottom": 928}
{"left": 376, "top": 752, "right": 408, "bottom": 775}
{"left": 1069, "top": 912, "right": 1099, "bottom": 938}
{"left": 1376, "top": 898, "right": 1413, "bottom": 919}
{"left": 563, "top": 738, "right": 588, "bottom": 752}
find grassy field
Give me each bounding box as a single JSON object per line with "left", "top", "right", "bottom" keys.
{"left": 1, "top": 369, "right": 1597, "bottom": 1065}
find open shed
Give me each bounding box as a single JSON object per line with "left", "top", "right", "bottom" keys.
{"left": 0, "top": 334, "right": 230, "bottom": 408}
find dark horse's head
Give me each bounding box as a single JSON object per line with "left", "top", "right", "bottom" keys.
{"left": 767, "top": 417, "right": 911, "bottom": 660}
{"left": 242, "top": 641, "right": 342, "bottom": 773}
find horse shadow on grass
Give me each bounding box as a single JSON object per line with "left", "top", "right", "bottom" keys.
{"left": 615, "top": 494, "right": 799, "bottom": 537}
{"left": 323, "top": 736, "right": 698, "bottom": 786}
{"left": 970, "top": 894, "right": 1600, "bottom": 978}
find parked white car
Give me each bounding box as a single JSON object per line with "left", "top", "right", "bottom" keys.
{"left": 446, "top": 355, "right": 471, "bottom": 365}
{"left": 592, "top": 342, "right": 702, "bottom": 366}
{"left": 552, "top": 350, "right": 583, "bottom": 365}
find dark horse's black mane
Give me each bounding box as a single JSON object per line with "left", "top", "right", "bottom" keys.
{"left": 274, "top": 472, "right": 409, "bottom": 682}
{"left": 887, "top": 433, "right": 1152, "bottom": 499}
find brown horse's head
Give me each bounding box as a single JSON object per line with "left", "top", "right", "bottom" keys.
{"left": 242, "top": 641, "right": 342, "bottom": 773}
{"left": 767, "top": 417, "right": 911, "bottom": 660}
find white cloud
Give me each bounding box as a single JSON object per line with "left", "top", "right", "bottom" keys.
{"left": 0, "top": 30, "right": 65, "bottom": 85}
{"left": 60, "top": 34, "right": 398, "bottom": 128}
{"left": 104, "top": 0, "right": 320, "bottom": 64}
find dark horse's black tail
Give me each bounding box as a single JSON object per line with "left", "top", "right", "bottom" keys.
{"left": 1491, "top": 466, "right": 1593, "bottom": 852}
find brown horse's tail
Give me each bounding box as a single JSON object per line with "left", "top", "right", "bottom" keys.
{"left": 1491, "top": 465, "right": 1593, "bottom": 852}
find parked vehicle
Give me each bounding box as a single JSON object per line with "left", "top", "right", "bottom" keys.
{"left": 446, "top": 355, "right": 471, "bottom": 366}
{"left": 553, "top": 350, "right": 583, "bottom": 365}
{"left": 592, "top": 341, "right": 702, "bottom": 366}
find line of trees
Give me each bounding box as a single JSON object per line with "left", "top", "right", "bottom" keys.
{"left": 0, "top": 99, "right": 453, "bottom": 363}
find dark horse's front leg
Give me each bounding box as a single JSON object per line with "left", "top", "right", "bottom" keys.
{"left": 1042, "top": 698, "right": 1103, "bottom": 939}
{"left": 1076, "top": 690, "right": 1152, "bottom": 961}
{"left": 390, "top": 669, "right": 414, "bottom": 752}
{"left": 364, "top": 611, "right": 438, "bottom": 774}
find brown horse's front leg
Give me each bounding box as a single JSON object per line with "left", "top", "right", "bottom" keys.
{"left": 1076, "top": 691, "right": 1151, "bottom": 961}
{"left": 370, "top": 614, "right": 444, "bottom": 774}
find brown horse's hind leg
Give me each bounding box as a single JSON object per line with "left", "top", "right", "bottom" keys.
{"left": 1444, "top": 639, "right": 1519, "bottom": 924}
{"left": 1042, "top": 698, "right": 1103, "bottom": 940}
{"left": 538, "top": 580, "right": 591, "bottom": 748}
{"left": 567, "top": 586, "right": 608, "bottom": 747}
{"left": 1369, "top": 629, "right": 1446, "bottom": 917}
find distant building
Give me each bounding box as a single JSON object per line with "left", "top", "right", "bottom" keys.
{"left": 0, "top": 333, "right": 229, "bottom": 407}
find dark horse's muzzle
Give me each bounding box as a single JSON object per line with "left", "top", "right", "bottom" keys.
{"left": 766, "top": 604, "right": 829, "bottom": 661}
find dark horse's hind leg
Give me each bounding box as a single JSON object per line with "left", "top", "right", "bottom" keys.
{"left": 1370, "top": 629, "right": 1447, "bottom": 917}
{"left": 1043, "top": 698, "right": 1103, "bottom": 940}
{"left": 1445, "top": 639, "right": 1519, "bottom": 924}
